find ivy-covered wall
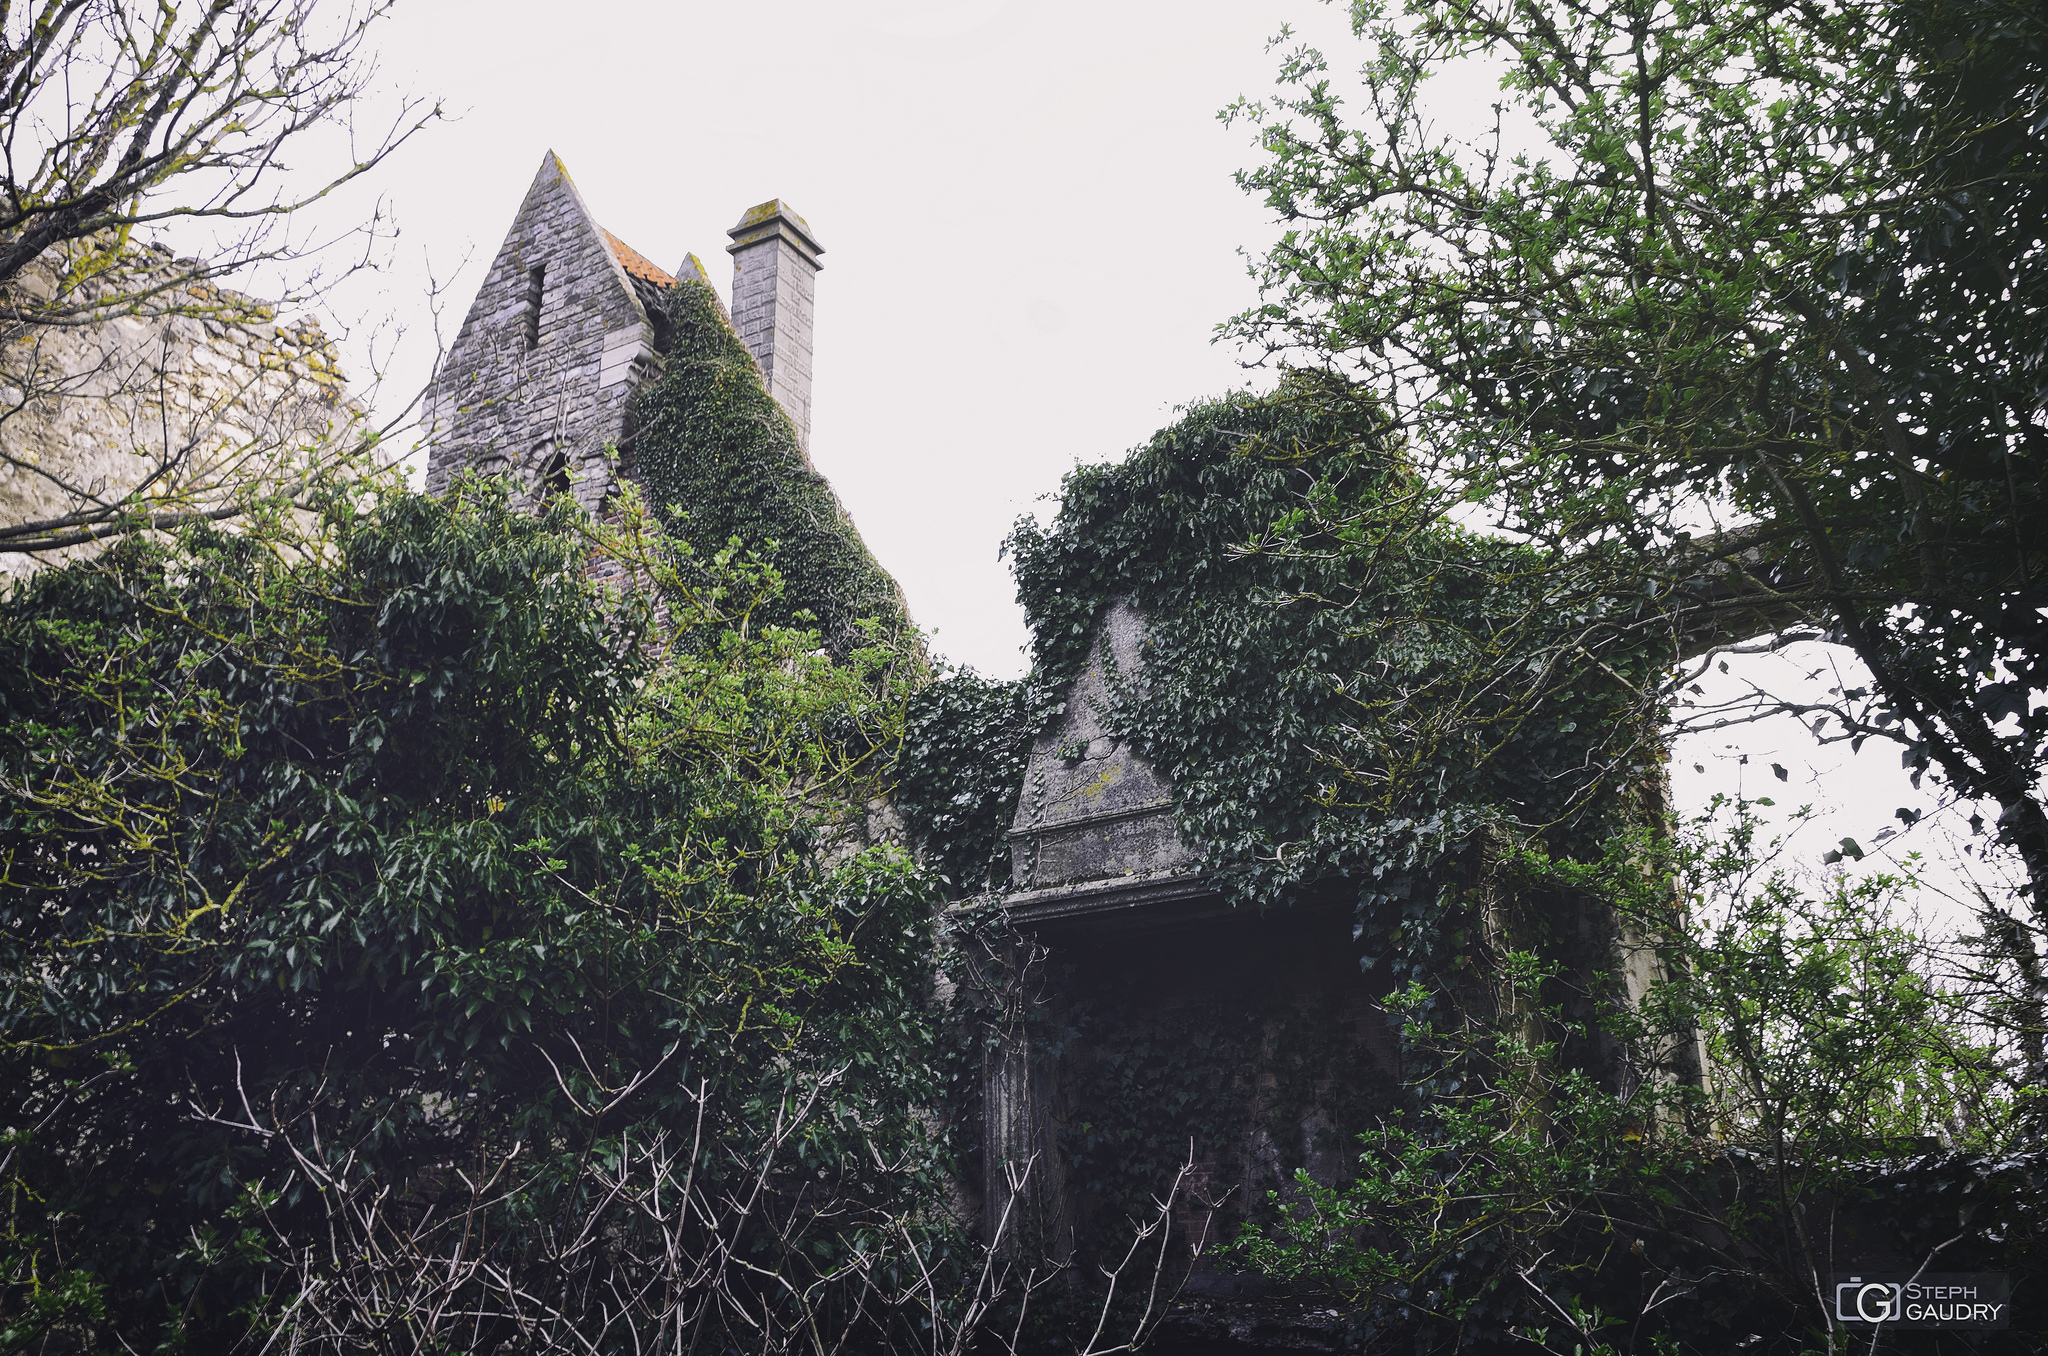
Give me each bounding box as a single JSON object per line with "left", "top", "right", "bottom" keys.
{"left": 1056, "top": 906, "right": 1400, "bottom": 1246}
{"left": 908, "top": 378, "right": 1662, "bottom": 940}
{"left": 629, "top": 279, "right": 911, "bottom": 657}
{"left": 904, "top": 379, "right": 1674, "bottom": 1327}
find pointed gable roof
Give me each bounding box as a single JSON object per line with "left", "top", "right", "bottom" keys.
{"left": 1006, "top": 598, "right": 1194, "bottom": 901}
{"left": 424, "top": 152, "right": 672, "bottom": 495}
{"left": 519, "top": 150, "right": 656, "bottom": 327}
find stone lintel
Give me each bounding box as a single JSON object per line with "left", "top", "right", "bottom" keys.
{"left": 1003, "top": 797, "right": 1175, "bottom": 841}
{"left": 983, "top": 870, "right": 1222, "bottom": 935}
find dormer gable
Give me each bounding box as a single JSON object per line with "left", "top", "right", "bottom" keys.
{"left": 1006, "top": 598, "right": 1198, "bottom": 907}
{"left": 423, "top": 151, "right": 674, "bottom": 509}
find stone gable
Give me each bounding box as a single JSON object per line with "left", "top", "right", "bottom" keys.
{"left": 1007, "top": 598, "right": 1194, "bottom": 895}
{"left": 423, "top": 152, "right": 668, "bottom": 514}
{"left": 423, "top": 156, "right": 830, "bottom": 517}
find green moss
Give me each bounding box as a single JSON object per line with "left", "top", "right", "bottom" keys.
{"left": 628, "top": 279, "right": 910, "bottom": 657}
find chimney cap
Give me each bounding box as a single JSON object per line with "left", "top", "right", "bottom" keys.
{"left": 726, "top": 199, "right": 824, "bottom": 267}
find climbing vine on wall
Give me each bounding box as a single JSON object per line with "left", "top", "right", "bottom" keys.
{"left": 903, "top": 377, "right": 2047, "bottom": 1351}
{"left": 896, "top": 669, "right": 1064, "bottom": 896}
{"left": 630, "top": 280, "right": 911, "bottom": 658}
{"left": 904, "top": 376, "right": 1670, "bottom": 974}
{"left": 1062, "top": 983, "right": 1395, "bottom": 1247}
{"left": 894, "top": 377, "right": 1680, "bottom": 1338}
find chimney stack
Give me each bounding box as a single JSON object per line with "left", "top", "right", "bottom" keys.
{"left": 726, "top": 199, "right": 823, "bottom": 445}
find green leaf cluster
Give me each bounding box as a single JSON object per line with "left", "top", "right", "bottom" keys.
{"left": 896, "top": 668, "right": 1065, "bottom": 896}
{"left": 0, "top": 479, "right": 949, "bottom": 1351}
{"left": 1227, "top": 0, "right": 2048, "bottom": 910}
{"left": 1233, "top": 799, "right": 2039, "bottom": 1351}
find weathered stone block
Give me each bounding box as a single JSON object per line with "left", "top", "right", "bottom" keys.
{"left": 1, "top": 246, "right": 356, "bottom": 583}
{"left": 1008, "top": 598, "right": 1195, "bottom": 891}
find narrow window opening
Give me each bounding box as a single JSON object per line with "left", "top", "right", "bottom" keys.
{"left": 539, "top": 445, "right": 570, "bottom": 499}
{"left": 523, "top": 264, "right": 546, "bottom": 352}
{"left": 648, "top": 298, "right": 673, "bottom": 355}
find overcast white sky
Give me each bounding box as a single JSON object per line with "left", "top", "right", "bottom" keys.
{"left": 288, "top": 0, "right": 1995, "bottom": 916}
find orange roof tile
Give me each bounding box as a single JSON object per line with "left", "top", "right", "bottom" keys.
{"left": 603, "top": 228, "right": 676, "bottom": 287}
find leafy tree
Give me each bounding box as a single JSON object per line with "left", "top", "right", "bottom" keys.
{"left": 1217, "top": 6, "right": 2048, "bottom": 1334}
{"left": 0, "top": 479, "right": 950, "bottom": 1352}
{"left": 1, "top": 0, "right": 437, "bottom": 558}
{"left": 1224, "top": 0, "right": 2048, "bottom": 934}
{"left": 1233, "top": 801, "right": 2035, "bottom": 1352}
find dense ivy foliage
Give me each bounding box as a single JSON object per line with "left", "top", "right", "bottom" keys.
{"left": 995, "top": 381, "right": 1663, "bottom": 962}
{"left": 894, "top": 382, "right": 1677, "bottom": 1336}
{"left": 899, "top": 379, "right": 2038, "bottom": 1350}
{"left": 896, "top": 669, "right": 1062, "bottom": 896}
{"left": 0, "top": 483, "right": 951, "bottom": 1352}
{"left": 629, "top": 278, "right": 911, "bottom": 657}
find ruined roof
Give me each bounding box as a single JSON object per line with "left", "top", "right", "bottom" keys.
{"left": 602, "top": 228, "right": 676, "bottom": 288}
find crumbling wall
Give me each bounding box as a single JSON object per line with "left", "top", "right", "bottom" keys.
{"left": 0, "top": 244, "right": 352, "bottom": 583}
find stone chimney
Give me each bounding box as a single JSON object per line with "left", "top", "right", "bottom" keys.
{"left": 726, "top": 199, "right": 824, "bottom": 445}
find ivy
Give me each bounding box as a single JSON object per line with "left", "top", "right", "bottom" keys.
{"left": 895, "top": 377, "right": 1681, "bottom": 1339}
{"left": 629, "top": 279, "right": 911, "bottom": 658}
{"left": 896, "top": 669, "right": 1063, "bottom": 896}
{"left": 990, "top": 377, "right": 1665, "bottom": 958}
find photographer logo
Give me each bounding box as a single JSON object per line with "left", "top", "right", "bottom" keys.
{"left": 1831, "top": 1274, "right": 2010, "bottom": 1330}
{"left": 1837, "top": 1279, "right": 1899, "bottom": 1324}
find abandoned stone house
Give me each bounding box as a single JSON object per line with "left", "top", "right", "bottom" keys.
{"left": 427, "top": 155, "right": 1685, "bottom": 1350}
{"left": 423, "top": 151, "right": 825, "bottom": 514}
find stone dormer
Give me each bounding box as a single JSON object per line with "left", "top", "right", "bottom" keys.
{"left": 1003, "top": 598, "right": 1203, "bottom": 924}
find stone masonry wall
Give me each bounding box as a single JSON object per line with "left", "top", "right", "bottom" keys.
{"left": 424, "top": 153, "right": 662, "bottom": 515}
{"left": 1007, "top": 599, "right": 1195, "bottom": 892}
{"left": 0, "top": 244, "right": 353, "bottom": 584}
{"left": 728, "top": 232, "right": 818, "bottom": 447}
